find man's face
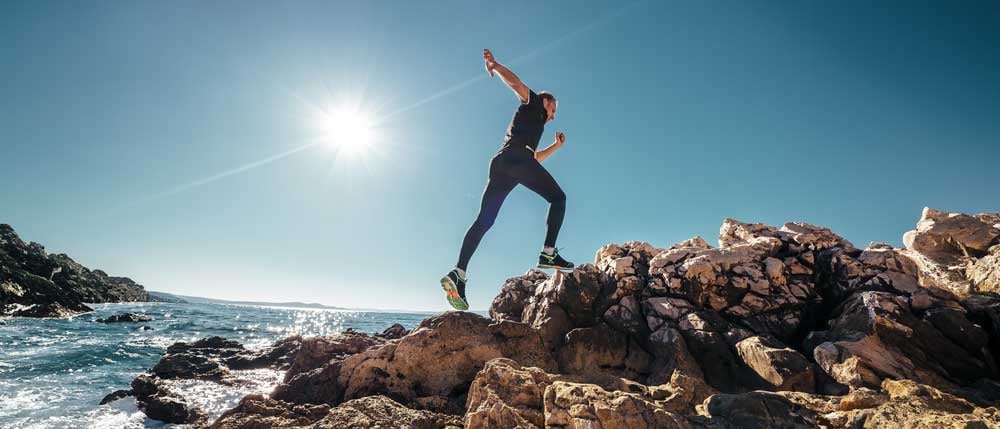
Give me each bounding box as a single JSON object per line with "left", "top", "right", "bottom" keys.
{"left": 543, "top": 99, "right": 557, "bottom": 122}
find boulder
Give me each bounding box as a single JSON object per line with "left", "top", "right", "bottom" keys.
{"left": 95, "top": 312, "right": 153, "bottom": 323}
{"left": 375, "top": 323, "right": 409, "bottom": 340}
{"left": 810, "top": 291, "right": 995, "bottom": 390}
{"left": 858, "top": 379, "right": 1000, "bottom": 429}
{"left": 544, "top": 381, "right": 690, "bottom": 429}
{"left": 734, "top": 335, "right": 816, "bottom": 392}
{"left": 277, "top": 312, "right": 556, "bottom": 415}
{"left": 209, "top": 394, "right": 460, "bottom": 429}
{"left": 557, "top": 323, "right": 652, "bottom": 382}
{"left": 969, "top": 245, "right": 1000, "bottom": 294}
{"left": 904, "top": 207, "right": 1000, "bottom": 261}
{"left": 283, "top": 332, "right": 382, "bottom": 382}
{"left": 489, "top": 270, "right": 549, "bottom": 321}
{"left": 131, "top": 375, "right": 206, "bottom": 424}
{"left": 700, "top": 391, "right": 823, "bottom": 428}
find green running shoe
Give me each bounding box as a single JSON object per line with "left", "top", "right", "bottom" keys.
{"left": 538, "top": 248, "right": 574, "bottom": 270}
{"left": 440, "top": 269, "right": 469, "bottom": 311}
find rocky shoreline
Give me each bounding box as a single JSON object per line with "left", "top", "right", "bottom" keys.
{"left": 0, "top": 224, "right": 160, "bottom": 317}
{"left": 100, "top": 207, "right": 1000, "bottom": 428}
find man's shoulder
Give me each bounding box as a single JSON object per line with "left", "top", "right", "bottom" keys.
{"left": 519, "top": 89, "right": 540, "bottom": 108}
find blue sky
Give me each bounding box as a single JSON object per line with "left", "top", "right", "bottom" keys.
{"left": 2, "top": 1, "right": 998, "bottom": 311}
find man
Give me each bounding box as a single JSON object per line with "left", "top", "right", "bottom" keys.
{"left": 440, "top": 49, "right": 574, "bottom": 311}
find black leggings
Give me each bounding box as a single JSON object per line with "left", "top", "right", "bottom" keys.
{"left": 457, "top": 147, "right": 566, "bottom": 271}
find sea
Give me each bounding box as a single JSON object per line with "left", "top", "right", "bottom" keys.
{"left": 0, "top": 301, "right": 435, "bottom": 428}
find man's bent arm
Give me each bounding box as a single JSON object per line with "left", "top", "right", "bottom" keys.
{"left": 535, "top": 132, "right": 566, "bottom": 163}
{"left": 484, "top": 49, "right": 530, "bottom": 103}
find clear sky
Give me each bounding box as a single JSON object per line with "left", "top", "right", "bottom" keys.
{"left": 2, "top": 1, "right": 998, "bottom": 311}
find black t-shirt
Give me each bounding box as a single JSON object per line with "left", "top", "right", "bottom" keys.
{"left": 501, "top": 90, "right": 547, "bottom": 151}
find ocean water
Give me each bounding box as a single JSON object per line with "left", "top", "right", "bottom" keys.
{"left": 0, "top": 302, "right": 433, "bottom": 429}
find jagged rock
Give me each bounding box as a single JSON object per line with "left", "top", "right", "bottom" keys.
{"left": 120, "top": 335, "right": 303, "bottom": 423}
{"left": 858, "top": 379, "right": 1000, "bottom": 428}
{"left": 817, "top": 243, "right": 925, "bottom": 305}
{"left": 670, "top": 309, "right": 762, "bottom": 393}
{"left": 700, "top": 390, "right": 823, "bottom": 428}
{"left": 734, "top": 335, "right": 815, "bottom": 392}
{"left": 557, "top": 323, "right": 652, "bottom": 382}
{"left": 284, "top": 332, "right": 382, "bottom": 382}
{"left": 132, "top": 374, "right": 206, "bottom": 424}
{"left": 276, "top": 312, "right": 556, "bottom": 415}
{"left": 226, "top": 335, "right": 302, "bottom": 370}
{"left": 465, "top": 359, "right": 712, "bottom": 429}
{"left": 810, "top": 291, "right": 995, "bottom": 390}
{"left": 209, "top": 394, "right": 330, "bottom": 428}
{"left": 904, "top": 207, "right": 1000, "bottom": 261}
{"left": 99, "top": 389, "right": 133, "bottom": 405}
{"left": 209, "top": 394, "right": 461, "bottom": 429}
{"left": 595, "top": 241, "right": 664, "bottom": 300}
{"left": 0, "top": 224, "right": 156, "bottom": 318}
{"left": 489, "top": 269, "right": 549, "bottom": 321}
{"left": 969, "top": 245, "right": 1000, "bottom": 294}
{"left": 465, "top": 359, "right": 705, "bottom": 429}
{"left": 544, "top": 381, "right": 690, "bottom": 429}
{"left": 465, "top": 359, "right": 555, "bottom": 429}
{"left": 96, "top": 312, "right": 153, "bottom": 323}
{"left": 648, "top": 226, "right": 820, "bottom": 342}
{"left": 520, "top": 267, "right": 603, "bottom": 352}
{"left": 375, "top": 323, "right": 409, "bottom": 340}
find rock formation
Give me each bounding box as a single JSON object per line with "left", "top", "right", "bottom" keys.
{"left": 117, "top": 207, "right": 1000, "bottom": 428}
{"left": 96, "top": 312, "right": 154, "bottom": 323}
{"left": 0, "top": 224, "right": 159, "bottom": 317}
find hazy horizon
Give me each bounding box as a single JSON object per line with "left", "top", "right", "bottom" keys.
{"left": 3, "top": 1, "right": 998, "bottom": 311}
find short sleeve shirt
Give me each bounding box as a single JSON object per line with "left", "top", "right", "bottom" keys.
{"left": 501, "top": 90, "right": 547, "bottom": 151}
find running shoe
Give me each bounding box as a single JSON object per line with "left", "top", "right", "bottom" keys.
{"left": 440, "top": 269, "right": 469, "bottom": 311}
{"left": 538, "top": 249, "right": 574, "bottom": 270}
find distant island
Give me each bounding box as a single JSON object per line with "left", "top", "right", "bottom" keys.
{"left": 147, "top": 291, "right": 350, "bottom": 311}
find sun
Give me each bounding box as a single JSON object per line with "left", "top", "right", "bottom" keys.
{"left": 322, "top": 108, "right": 375, "bottom": 153}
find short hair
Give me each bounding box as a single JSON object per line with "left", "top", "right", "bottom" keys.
{"left": 538, "top": 91, "right": 556, "bottom": 103}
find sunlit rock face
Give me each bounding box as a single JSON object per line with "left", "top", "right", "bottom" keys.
{"left": 111, "top": 207, "right": 1000, "bottom": 428}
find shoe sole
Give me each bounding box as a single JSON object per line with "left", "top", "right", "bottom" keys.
{"left": 440, "top": 275, "right": 469, "bottom": 311}
{"left": 537, "top": 263, "right": 574, "bottom": 270}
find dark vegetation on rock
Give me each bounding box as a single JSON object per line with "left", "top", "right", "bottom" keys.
{"left": 0, "top": 224, "right": 159, "bottom": 317}
{"left": 110, "top": 208, "right": 1000, "bottom": 428}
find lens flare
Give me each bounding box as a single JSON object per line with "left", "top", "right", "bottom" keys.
{"left": 323, "top": 108, "right": 374, "bottom": 154}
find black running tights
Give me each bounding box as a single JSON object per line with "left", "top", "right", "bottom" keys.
{"left": 456, "top": 148, "right": 566, "bottom": 271}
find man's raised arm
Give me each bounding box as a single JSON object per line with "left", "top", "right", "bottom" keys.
{"left": 484, "top": 49, "right": 530, "bottom": 103}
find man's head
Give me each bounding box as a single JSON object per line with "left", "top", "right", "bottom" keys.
{"left": 539, "top": 91, "right": 557, "bottom": 122}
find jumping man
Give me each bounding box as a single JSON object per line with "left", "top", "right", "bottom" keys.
{"left": 440, "top": 49, "right": 574, "bottom": 311}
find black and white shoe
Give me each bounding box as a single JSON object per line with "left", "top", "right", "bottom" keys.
{"left": 537, "top": 249, "right": 574, "bottom": 270}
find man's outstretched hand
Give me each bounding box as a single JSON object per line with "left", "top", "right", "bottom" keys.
{"left": 483, "top": 49, "right": 497, "bottom": 77}
{"left": 555, "top": 132, "right": 566, "bottom": 147}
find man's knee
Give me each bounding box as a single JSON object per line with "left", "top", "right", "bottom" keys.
{"left": 548, "top": 189, "right": 567, "bottom": 204}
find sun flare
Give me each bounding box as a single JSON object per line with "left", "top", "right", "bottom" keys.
{"left": 322, "top": 108, "right": 375, "bottom": 153}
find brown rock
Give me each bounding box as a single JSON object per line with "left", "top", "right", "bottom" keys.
{"left": 811, "top": 291, "right": 994, "bottom": 390}
{"left": 209, "top": 394, "right": 460, "bottom": 429}
{"left": 544, "top": 381, "right": 690, "bottom": 429}
{"left": 734, "top": 336, "right": 816, "bottom": 392}
{"left": 904, "top": 207, "right": 1000, "bottom": 261}
{"left": 557, "top": 323, "right": 652, "bottom": 382}
{"left": 969, "top": 245, "right": 1000, "bottom": 294}
{"left": 279, "top": 312, "right": 555, "bottom": 415}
